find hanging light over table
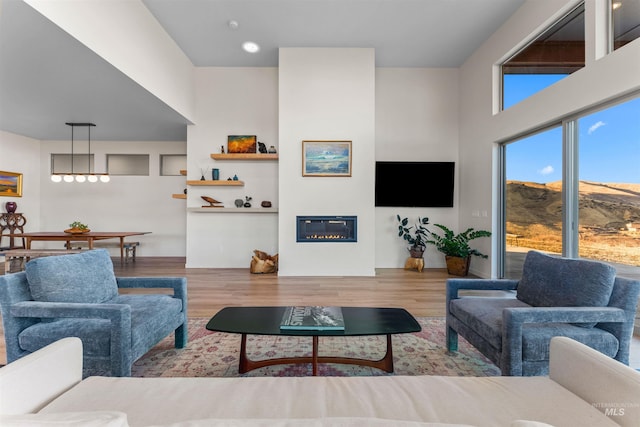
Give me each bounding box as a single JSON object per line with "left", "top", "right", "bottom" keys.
{"left": 51, "top": 122, "right": 110, "bottom": 183}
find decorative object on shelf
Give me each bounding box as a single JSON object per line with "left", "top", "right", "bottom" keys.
{"left": 233, "top": 174, "right": 239, "bottom": 181}
{"left": 51, "top": 123, "right": 110, "bottom": 183}
{"left": 64, "top": 221, "right": 90, "bottom": 234}
{"left": 234, "top": 199, "right": 244, "bottom": 208}
{"left": 227, "top": 135, "right": 257, "bottom": 154}
{"left": 268, "top": 145, "right": 277, "bottom": 154}
{"left": 0, "top": 170, "right": 23, "bottom": 197}
{"left": 261, "top": 201, "right": 272, "bottom": 208}
{"left": 397, "top": 215, "right": 430, "bottom": 259}
{"left": 250, "top": 249, "right": 278, "bottom": 274}
{"left": 5, "top": 201, "right": 17, "bottom": 213}
{"left": 302, "top": 140, "right": 352, "bottom": 177}
{"left": 212, "top": 168, "right": 220, "bottom": 180}
{"left": 199, "top": 168, "right": 206, "bottom": 181}
{"left": 201, "top": 196, "right": 224, "bottom": 208}
{"left": 258, "top": 141, "right": 267, "bottom": 153}
{"left": 243, "top": 196, "right": 252, "bottom": 208}
{"left": 183, "top": 188, "right": 187, "bottom": 194}
{"left": 425, "top": 224, "right": 491, "bottom": 276}
{"left": 221, "top": 145, "right": 225, "bottom": 154}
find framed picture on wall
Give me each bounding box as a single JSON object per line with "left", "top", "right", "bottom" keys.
{"left": 228, "top": 135, "right": 257, "bottom": 153}
{"left": 0, "top": 170, "right": 23, "bottom": 197}
{"left": 302, "top": 140, "right": 352, "bottom": 177}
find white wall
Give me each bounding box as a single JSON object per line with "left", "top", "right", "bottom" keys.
{"left": 279, "top": 48, "right": 376, "bottom": 276}
{"left": 374, "top": 68, "right": 460, "bottom": 269}
{"left": 459, "top": 0, "right": 640, "bottom": 277}
{"left": 185, "top": 67, "right": 279, "bottom": 268}
{"left": 38, "top": 140, "right": 187, "bottom": 256}
{"left": 0, "top": 131, "right": 41, "bottom": 232}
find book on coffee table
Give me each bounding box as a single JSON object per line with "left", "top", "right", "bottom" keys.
{"left": 280, "top": 306, "right": 345, "bottom": 330}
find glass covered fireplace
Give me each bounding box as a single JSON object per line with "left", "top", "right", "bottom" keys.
{"left": 296, "top": 216, "right": 357, "bottom": 242}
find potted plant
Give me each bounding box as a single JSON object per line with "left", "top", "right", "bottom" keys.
{"left": 425, "top": 224, "right": 491, "bottom": 276}
{"left": 396, "top": 215, "right": 430, "bottom": 258}
{"left": 64, "top": 221, "right": 90, "bottom": 234}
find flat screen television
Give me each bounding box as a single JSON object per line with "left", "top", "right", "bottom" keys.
{"left": 375, "top": 161, "right": 455, "bottom": 207}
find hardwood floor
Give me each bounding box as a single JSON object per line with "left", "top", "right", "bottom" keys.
{"left": 1, "top": 256, "right": 638, "bottom": 368}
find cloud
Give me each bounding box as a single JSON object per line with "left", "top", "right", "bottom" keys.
{"left": 538, "top": 165, "right": 554, "bottom": 176}
{"left": 588, "top": 121, "right": 606, "bottom": 135}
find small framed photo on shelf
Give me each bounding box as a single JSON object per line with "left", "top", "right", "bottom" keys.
{"left": 228, "top": 135, "right": 257, "bottom": 153}
{"left": 0, "top": 170, "right": 23, "bottom": 197}
{"left": 302, "top": 140, "right": 352, "bottom": 177}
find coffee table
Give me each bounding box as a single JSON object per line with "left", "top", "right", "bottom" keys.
{"left": 206, "top": 306, "right": 421, "bottom": 375}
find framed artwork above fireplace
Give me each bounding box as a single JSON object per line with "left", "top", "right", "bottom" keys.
{"left": 302, "top": 140, "right": 352, "bottom": 177}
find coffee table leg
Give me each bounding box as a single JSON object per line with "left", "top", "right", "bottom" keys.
{"left": 312, "top": 336, "right": 319, "bottom": 375}
{"left": 239, "top": 333, "right": 249, "bottom": 373}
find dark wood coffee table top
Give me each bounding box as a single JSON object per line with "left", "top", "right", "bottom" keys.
{"left": 206, "top": 306, "right": 421, "bottom": 336}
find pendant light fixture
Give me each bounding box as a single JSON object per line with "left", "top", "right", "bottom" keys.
{"left": 51, "top": 122, "right": 110, "bottom": 183}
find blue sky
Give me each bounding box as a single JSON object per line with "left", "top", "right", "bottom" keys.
{"left": 504, "top": 75, "right": 640, "bottom": 184}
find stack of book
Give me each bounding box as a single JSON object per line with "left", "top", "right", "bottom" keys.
{"left": 280, "top": 306, "right": 345, "bottom": 331}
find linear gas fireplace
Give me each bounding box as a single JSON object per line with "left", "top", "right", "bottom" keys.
{"left": 296, "top": 216, "right": 357, "bottom": 242}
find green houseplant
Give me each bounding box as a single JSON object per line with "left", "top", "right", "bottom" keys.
{"left": 65, "top": 221, "right": 90, "bottom": 234}
{"left": 396, "top": 215, "right": 430, "bottom": 258}
{"left": 425, "top": 224, "right": 491, "bottom": 276}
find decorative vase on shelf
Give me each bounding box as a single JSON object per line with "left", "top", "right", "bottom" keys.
{"left": 234, "top": 199, "right": 244, "bottom": 208}
{"left": 212, "top": 168, "right": 219, "bottom": 180}
{"left": 5, "top": 201, "right": 17, "bottom": 213}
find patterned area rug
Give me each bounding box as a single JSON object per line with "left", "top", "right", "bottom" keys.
{"left": 131, "top": 317, "right": 500, "bottom": 377}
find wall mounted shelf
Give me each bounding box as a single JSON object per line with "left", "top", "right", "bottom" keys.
{"left": 172, "top": 194, "right": 187, "bottom": 199}
{"left": 211, "top": 153, "right": 278, "bottom": 160}
{"left": 186, "top": 180, "right": 244, "bottom": 186}
{"left": 187, "top": 207, "right": 278, "bottom": 213}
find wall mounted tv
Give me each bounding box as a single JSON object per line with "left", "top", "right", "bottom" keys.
{"left": 375, "top": 161, "right": 455, "bottom": 208}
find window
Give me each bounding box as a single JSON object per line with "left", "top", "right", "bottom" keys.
{"left": 106, "top": 154, "right": 149, "bottom": 176}
{"left": 51, "top": 154, "right": 94, "bottom": 174}
{"left": 577, "top": 97, "right": 640, "bottom": 267}
{"left": 502, "top": 3, "right": 585, "bottom": 109}
{"left": 160, "top": 154, "right": 187, "bottom": 176}
{"left": 502, "top": 127, "right": 563, "bottom": 279}
{"left": 499, "top": 95, "right": 640, "bottom": 279}
{"left": 612, "top": 0, "right": 640, "bottom": 51}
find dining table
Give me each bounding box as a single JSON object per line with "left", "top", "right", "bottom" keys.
{"left": 9, "top": 231, "right": 151, "bottom": 264}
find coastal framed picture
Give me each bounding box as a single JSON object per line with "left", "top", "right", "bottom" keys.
{"left": 227, "top": 135, "right": 257, "bottom": 153}
{"left": 0, "top": 170, "right": 23, "bottom": 197}
{"left": 302, "top": 140, "right": 352, "bottom": 177}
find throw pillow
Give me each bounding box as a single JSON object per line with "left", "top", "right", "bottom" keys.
{"left": 25, "top": 249, "right": 118, "bottom": 303}
{"left": 516, "top": 251, "right": 616, "bottom": 326}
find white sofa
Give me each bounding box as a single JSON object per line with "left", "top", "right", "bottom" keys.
{"left": 0, "top": 337, "right": 638, "bottom": 427}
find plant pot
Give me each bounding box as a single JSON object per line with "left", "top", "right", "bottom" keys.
{"left": 409, "top": 247, "right": 424, "bottom": 258}
{"left": 445, "top": 255, "right": 470, "bottom": 276}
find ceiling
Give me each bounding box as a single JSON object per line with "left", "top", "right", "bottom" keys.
{"left": 0, "top": 0, "right": 525, "bottom": 141}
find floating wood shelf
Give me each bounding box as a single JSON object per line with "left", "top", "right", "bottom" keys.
{"left": 187, "top": 207, "right": 278, "bottom": 213}
{"left": 211, "top": 153, "right": 278, "bottom": 160}
{"left": 172, "top": 194, "right": 187, "bottom": 199}
{"left": 179, "top": 170, "right": 187, "bottom": 176}
{"left": 186, "top": 180, "right": 244, "bottom": 186}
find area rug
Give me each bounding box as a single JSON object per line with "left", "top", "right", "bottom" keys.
{"left": 131, "top": 317, "right": 500, "bottom": 377}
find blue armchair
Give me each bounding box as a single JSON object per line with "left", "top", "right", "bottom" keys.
{"left": 446, "top": 250, "right": 640, "bottom": 376}
{"left": 0, "top": 249, "right": 187, "bottom": 377}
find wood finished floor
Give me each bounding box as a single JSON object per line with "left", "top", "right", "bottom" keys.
{"left": 1, "top": 256, "right": 638, "bottom": 368}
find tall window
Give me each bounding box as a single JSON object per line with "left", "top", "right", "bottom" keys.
{"left": 499, "top": 95, "right": 640, "bottom": 279}
{"left": 503, "top": 127, "right": 563, "bottom": 279}
{"left": 577, "top": 97, "right": 640, "bottom": 269}
{"left": 502, "top": 3, "right": 585, "bottom": 109}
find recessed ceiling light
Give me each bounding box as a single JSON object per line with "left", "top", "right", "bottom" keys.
{"left": 228, "top": 20, "right": 239, "bottom": 30}
{"left": 242, "top": 41, "right": 260, "bottom": 53}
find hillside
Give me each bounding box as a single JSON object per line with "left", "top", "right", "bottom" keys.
{"left": 506, "top": 180, "right": 640, "bottom": 265}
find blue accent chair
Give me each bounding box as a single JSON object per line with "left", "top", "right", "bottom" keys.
{"left": 0, "top": 249, "right": 187, "bottom": 377}
{"left": 446, "top": 250, "right": 640, "bottom": 376}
